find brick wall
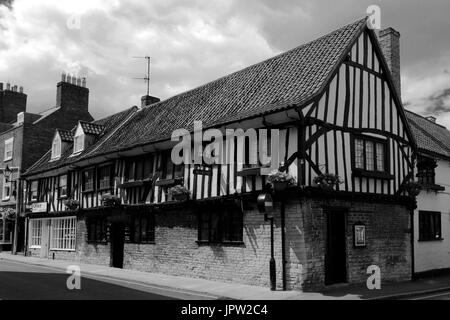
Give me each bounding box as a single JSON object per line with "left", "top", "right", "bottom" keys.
{"left": 27, "top": 197, "right": 412, "bottom": 290}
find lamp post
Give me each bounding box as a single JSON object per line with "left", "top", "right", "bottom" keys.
{"left": 257, "top": 193, "right": 276, "bottom": 291}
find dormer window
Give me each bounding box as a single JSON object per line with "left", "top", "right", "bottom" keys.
{"left": 51, "top": 134, "right": 62, "bottom": 160}
{"left": 73, "top": 133, "right": 84, "bottom": 154}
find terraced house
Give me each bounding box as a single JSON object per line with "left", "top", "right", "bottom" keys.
{"left": 21, "top": 18, "right": 416, "bottom": 290}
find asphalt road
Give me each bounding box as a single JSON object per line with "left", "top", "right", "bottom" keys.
{"left": 0, "top": 260, "right": 215, "bottom": 300}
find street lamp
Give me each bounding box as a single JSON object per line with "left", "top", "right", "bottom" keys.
{"left": 3, "top": 165, "right": 11, "bottom": 182}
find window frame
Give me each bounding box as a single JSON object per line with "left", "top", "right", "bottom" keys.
{"left": 29, "top": 219, "right": 43, "bottom": 248}
{"left": 29, "top": 180, "right": 38, "bottom": 203}
{"left": 51, "top": 135, "right": 62, "bottom": 160}
{"left": 97, "top": 164, "right": 114, "bottom": 191}
{"left": 351, "top": 134, "right": 391, "bottom": 178}
{"left": 73, "top": 133, "right": 84, "bottom": 154}
{"left": 416, "top": 157, "right": 437, "bottom": 186}
{"left": 82, "top": 168, "right": 95, "bottom": 193}
{"left": 130, "top": 214, "right": 155, "bottom": 244}
{"left": 86, "top": 217, "right": 109, "bottom": 244}
{"left": 419, "top": 211, "right": 442, "bottom": 241}
{"left": 197, "top": 206, "right": 244, "bottom": 244}
{"left": 58, "top": 174, "right": 68, "bottom": 199}
{"left": 4, "top": 137, "right": 13, "bottom": 161}
{"left": 50, "top": 217, "right": 77, "bottom": 251}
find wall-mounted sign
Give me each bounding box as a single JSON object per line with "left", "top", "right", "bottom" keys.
{"left": 31, "top": 202, "right": 48, "bottom": 213}
{"left": 354, "top": 224, "right": 366, "bottom": 247}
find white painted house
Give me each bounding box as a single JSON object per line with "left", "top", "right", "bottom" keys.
{"left": 406, "top": 111, "right": 450, "bottom": 275}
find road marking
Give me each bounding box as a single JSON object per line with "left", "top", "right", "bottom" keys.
{"left": 410, "top": 292, "right": 450, "bottom": 300}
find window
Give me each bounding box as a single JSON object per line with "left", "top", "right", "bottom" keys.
{"left": 131, "top": 214, "right": 155, "bottom": 244}
{"left": 87, "top": 217, "right": 108, "bottom": 243}
{"left": 125, "top": 160, "right": 136, "bottom": 182}
{"left": 29, "top": 219, "right": 43, "bottom": 248}
{"left": 198, "top": 207, "right": 243, "bottom": 243}
{"left": 98, "top": 165, "right": 113, "bottom": 190}
{"left": 417, "top": 157, "right": 437, "bottom": 185}
{"left": 2, "top": 177, "right": 11, "bottom": 201}
{"left": 73, "top": 134, "right": 84, "bottom": 154}
{"left": 83, "top": 169, "right": 94, "bottom": 192}
{"left": 419, "top": 211, "right": 442, "bottom": 241}
{"left": 4, "top": 137, "right": 13, "bottom": 161}
{"left": 51, "top": 135, "right": 61, "bottom": 160}
{"left": 58, "top": 175, "right": 68, "bottom": 198}
{"left": 353, "top": 136, "right": 388, "bottom": 173}
{"left": 50, "top": 217, "right": 76, "bottom": 250}
{"left": 29, "top": 180, "right": 38, "bottom": 202}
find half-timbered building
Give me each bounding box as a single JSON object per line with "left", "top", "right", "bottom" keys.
{"left": 21, "top": 18, "right": 415, "bottom": 290}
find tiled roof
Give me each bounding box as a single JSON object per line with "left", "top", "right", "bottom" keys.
{"left": 57, "top": 129, "right": 74, "bottom": 142}
{"left": 24, "top": 17, "right": 368, "bottom": 176}
{"left": 79, "top": 121, "right": 105, "bottom": 135}
{"left": 405, "top": 110, "right": 450, "bottom": 158}
{"left": 85, "top": 18, "right": 367, "bottom": 158}
{"left": 24, "top": 106, "right": 138, "bottom": 175}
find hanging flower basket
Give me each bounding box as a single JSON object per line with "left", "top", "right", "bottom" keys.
{"left": 101, "top": 194, "right": 121, "bottom": 207}
{"left": 268, "top": 170, "right": 296, "bottom": 192}
{"left": 404, "top": 181, "right": 422, "bottom": 197}
{"left": 169, "top": 185, "right": 191, "bottom": 201}
{"left": 313, "top": 173, "right": 343, "bottom": 191}
{"left": 64, "top": 199, "right": 80, "bottom": 211}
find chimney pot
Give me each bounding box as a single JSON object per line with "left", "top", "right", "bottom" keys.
{"left": 61, "top": 73, "right": 66, "bottom": 82}
{"left": 76, "top": 77, "right": 81, "bottom": 86}
{"left": 6, "top": 83, "right": 10, "bottom": 90}
{"left": 12, "top": 85, "right": 17, "bottom": 92}
{"left": 82, "top": 78, "right": 86, "bottom": 88}
{"left": 19, "top": 86, "right": 23, "bottom": 93}
{"left": 0, "top": 83, "right": 3, "bottom": 91}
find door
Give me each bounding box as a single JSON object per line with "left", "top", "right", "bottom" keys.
{"left": 110, "top": 222, "right": 124, "bottom": 268}
{"left": 325, "top": 209, "right": 347, "bottom": 285}
{"left": 40, "top": 219, "right": 50, "bottom": 258}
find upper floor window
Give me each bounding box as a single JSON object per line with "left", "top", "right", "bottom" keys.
{"left": 2, "top": 176, "right": 11, "bottom": 201}
{"left": 4, "top": 138, "right": 13, "bottom": 161}
{"left": 353, "top": 135, "right": 388, "bottom": 173}
{"left": 51, "top": 135, "right": 61, "bottom": 160}
{"left": 73, "top": 134, "right": 84, "bottom": 154}
{"left": 29, "top": 180, "right": 38, "bottom": 202}
{"left": 58, "top": 175, "right": 68, "bottom": 198}
{"left": 417, "top": 157, "right": 437, "bottom": 185}
{"left": 83, "top": 169, "right": 94, "bottom": 192}
{"left": 98, "top": 165, "right": 113, "bottom": 190}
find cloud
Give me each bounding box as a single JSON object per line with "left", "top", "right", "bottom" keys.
{"left": 1, "top": 0, "right": 450, "bottom": 126}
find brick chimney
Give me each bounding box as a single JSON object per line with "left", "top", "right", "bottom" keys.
{"left": 377, "top": 28, "right": 401, "bottom": 99}
{"left": 0, "top": 82, "right": 27, "bottom": 123}
{"left": 56, "top": 73, "right": 89, "bottom": 112}
{"left": 141, "top": 95, "right": 160, "bottom": 108}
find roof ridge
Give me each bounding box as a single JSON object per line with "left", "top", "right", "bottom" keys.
{"left": 142, "top": 17, "right": 368, "bottom": 111}
{"left": 405, "top": 109, "right": 447, "bottom": 129}
{"left": 408, "top": 114, "right": 450, "bottom": 155}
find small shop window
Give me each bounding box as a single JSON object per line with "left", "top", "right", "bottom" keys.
{"left": 198, "top": 207, "right": 243, "bottom": 244}
{"left": 83, "top": 169, "right": 95, "bottom": 192}
{"left": 29, "top": 219, "right": 43, "bottom": 248}
{"left": 58, "top": 175, "right": 68, "bottom": 198}
{"left": 87, "top": 217, "right": 108, "bottom": 243}
{"left": 50, "top": 217, "right": 76, "bottom": 251}
{"left": 131, "top": 214, "right": 155, "bottom": 244}
{"left": 419, "top": 211, "right": 442, "bottom": 241}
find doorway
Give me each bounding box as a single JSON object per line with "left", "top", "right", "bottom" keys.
{"left": 40, "top": 219, "right": 51, "bottom": 259}
{"left": 110, "top": 222, "right": 124, "bottom": 268}
{"left": 325, "top": 209, "right": 347, "bottom": 285}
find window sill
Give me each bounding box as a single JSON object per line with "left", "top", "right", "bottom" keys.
{"left": 2, "top": 198, "right": 11, "bottom": 202}
{"left": 421, "top": 184, "right": 445, "bottom": 192}
{"left": 237, "top": 167, "right": 263, "bottom": 177}
{"left": 352, "top": 169, "right": 394, "bottom": 180}
{"left": 49, "top": 248, "right": 76, "bottom": 252}
{"left": 418, "top": 238, "right": 444, "bottom": 242}
{"left": 29, "top": 245, "right": 41, "bottom": 249}
{"left": 155, "top": 178, "right": 183, "bottom": 187}
{"left": 58, "top": 195, "right": 68, "bottom": 200}
{"left": 3, "top": 158, "right": 12, "bottom": 162}
{"left": 196, "top": 240, "right": 245, "bottom": 247}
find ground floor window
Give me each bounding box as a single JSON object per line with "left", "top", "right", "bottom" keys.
{"left": 131, "top": 214, "right": 155, "bottom": 244}
{"left": 198, "top": 206, "right": 243, "bottom": 243}
{"left": 50, "top": 217, "right": 76, "bottom": 250}
{"left": 87, "top": 217, "right": 108, "bottom": 243}
{"left": 29, "top": 219, "right": 43, "bottom": 248}
{"left": 419, "top": 211, "right": 442, "bottom": 241}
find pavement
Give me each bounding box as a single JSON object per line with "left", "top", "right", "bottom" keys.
{"left": 1, "top": 252, "right": 450, "bottom": 300}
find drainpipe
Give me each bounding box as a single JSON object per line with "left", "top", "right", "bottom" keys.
{"left": 280, "top": 200, "right": 287, "bottom": 291}
{"left": 410, "top": 204, "right": 415, "bottom": 280}
{"left": 12, "top": 176, "right": 22, "bottom": 255}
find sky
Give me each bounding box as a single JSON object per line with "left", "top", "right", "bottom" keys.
{"left": 1, "top": 0, "right": 450, "bottom": 127}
